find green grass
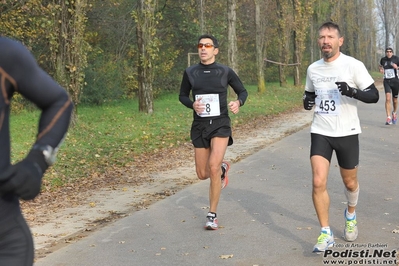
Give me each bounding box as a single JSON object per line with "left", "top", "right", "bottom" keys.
{"left": 370, "top": 71, "right": 382, "bottom": 80}
{"left": 10, "top": 81, "right": 303, "bottom": 188}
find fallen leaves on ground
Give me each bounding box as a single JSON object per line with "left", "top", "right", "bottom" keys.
{"left": 22, "top": 112, "right": 296, "bottom": 228}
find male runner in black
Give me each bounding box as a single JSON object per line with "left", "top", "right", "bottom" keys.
{"left": 379, "top": 47, "right": 399, "bottom": 125}
{"left": 0, "top": 36, "right": 73, "bottom": 265}
{"left": 179, "top": 34, "right": 248, "bottom": 230}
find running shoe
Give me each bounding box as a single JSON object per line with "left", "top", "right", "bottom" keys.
{"left": 205, "top": 212, "right": 218, "bottom": 230}
{"left": 221, "top": 161, "right": 230, "bottom": 189}
{"left": 313, "top": 230, "right": 335, "bottom": 253}
{"left": 386, "top": 116, "right": 392, "bottom": 125}
{"left": 344, "top": 209, "right": 358, "bottom": 242}
{"left": 392, "top": 112, "right": 397, "bottom": 124}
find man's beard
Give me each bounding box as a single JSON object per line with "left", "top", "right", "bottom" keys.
{"left": 322, "top": 51, "right": 334, "bottom": 59}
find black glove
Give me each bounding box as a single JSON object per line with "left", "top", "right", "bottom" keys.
{"left": 303, "top": 91, "right": 316, "bottom": 110}
{"left": 0, "top": 149, "right": 47, "bottom": 200}
{"left": 335, "top": 82, "right": 357, "bottom": 98}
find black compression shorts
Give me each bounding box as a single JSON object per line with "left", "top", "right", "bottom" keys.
{"left": 310, "top": 133, "right": 359, "bottom": 169}
{"left": 190, "top": 117, "right": 233, "bottom": 148}
{"left": 383, "top": 78, "right": 399, "bottom": 98}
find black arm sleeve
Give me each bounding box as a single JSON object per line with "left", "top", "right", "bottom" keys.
{"left": 354, "top": 84, "right": 379, "bottom": 104}
{"left": 0, "top": 37, "right": 73, "bottom": 152}
{"left": 178, "top": 71, "right": 194, "bottom": 109}
{"left": 228, "top": 68, "right": 248, "bottom": 106}
{"left": 13, "top": 40, "right": 73, "bottom": 148}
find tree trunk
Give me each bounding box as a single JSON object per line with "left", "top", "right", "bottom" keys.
{"left": 276, "top": 0, "right": 291, "bottom": 87}
{"left": 384, "top": 2, "right": 390, "bottom": 47}
{"left": 227, "top": 0, "right": 238, "bottom": 74}
{"left": 50, "top": 0, "right": 88, "bottom": 123}
{"left": 135, "top": 0, "right": 156, "bottom": 114}
{"left": 255, "top": 0, "right": 266, "bottom": 93}
{"left": 293, "top": 43, "right": 300, "bottom": 86}
{"left": 292, "top": 0, "right": 315, "bottom": 86}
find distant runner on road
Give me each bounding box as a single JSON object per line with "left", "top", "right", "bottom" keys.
{"left": 303, "top": 22, "right": 379, "bottom": 253}
{"left": 379, "top": 47, "right": 399, "bottom": 125}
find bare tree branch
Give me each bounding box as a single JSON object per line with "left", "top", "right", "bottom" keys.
{"left": 264, "top": 58, "right": 300, "bottom": 66}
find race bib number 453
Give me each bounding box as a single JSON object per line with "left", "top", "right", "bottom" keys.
{"left": 195, "top": 94, "right": 221, "bottom": 117}
{"left": 314, "top": 88, "right": 341, "bottom": 115}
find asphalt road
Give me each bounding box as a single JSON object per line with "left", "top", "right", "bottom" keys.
{"left": 34, "top": 91, "right": 399, "bottom": 266}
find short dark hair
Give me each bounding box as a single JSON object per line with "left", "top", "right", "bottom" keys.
{"left": 198, "top": 34, "right": 219, "bottom": 48}
{"left": 319, "top": 22, "right": 342, "bottom": 37}
{"left": 386, "top": 47, "right": 393, "bottom": 52}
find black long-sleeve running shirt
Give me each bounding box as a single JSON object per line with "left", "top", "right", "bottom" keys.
{"left": 179, "top": 62, "right": 248, "bottom": 121}
{"left": 0, "top": 37, "right": 73, "bottom": 219}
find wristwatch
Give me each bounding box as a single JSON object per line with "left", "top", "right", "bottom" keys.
{"left": 33, "top": 144, "right": 57, "bottom": 166}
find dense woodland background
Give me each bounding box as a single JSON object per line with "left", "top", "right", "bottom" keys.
{"left": 0, "top": 0, "right": 398, "bottom": 115}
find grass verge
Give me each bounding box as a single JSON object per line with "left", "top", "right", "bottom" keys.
{"left": 10, "top": 81, "right": 303, "bottom": 189}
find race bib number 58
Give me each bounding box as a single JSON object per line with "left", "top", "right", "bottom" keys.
{"left": 314, "top": 88, "right": 341, "bottom": 115}
{"left": 195, "top": 94, "right": 221, "bottom": 117}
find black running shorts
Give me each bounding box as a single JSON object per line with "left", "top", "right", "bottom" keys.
{"left": 383, "top": 78, "right": 399, "bottom": 98}
{"left": 310, "top": 133, "right": 359, "bottom": 169}
{"left": 190, "top": 117, "right": 233, "bottom": 148}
